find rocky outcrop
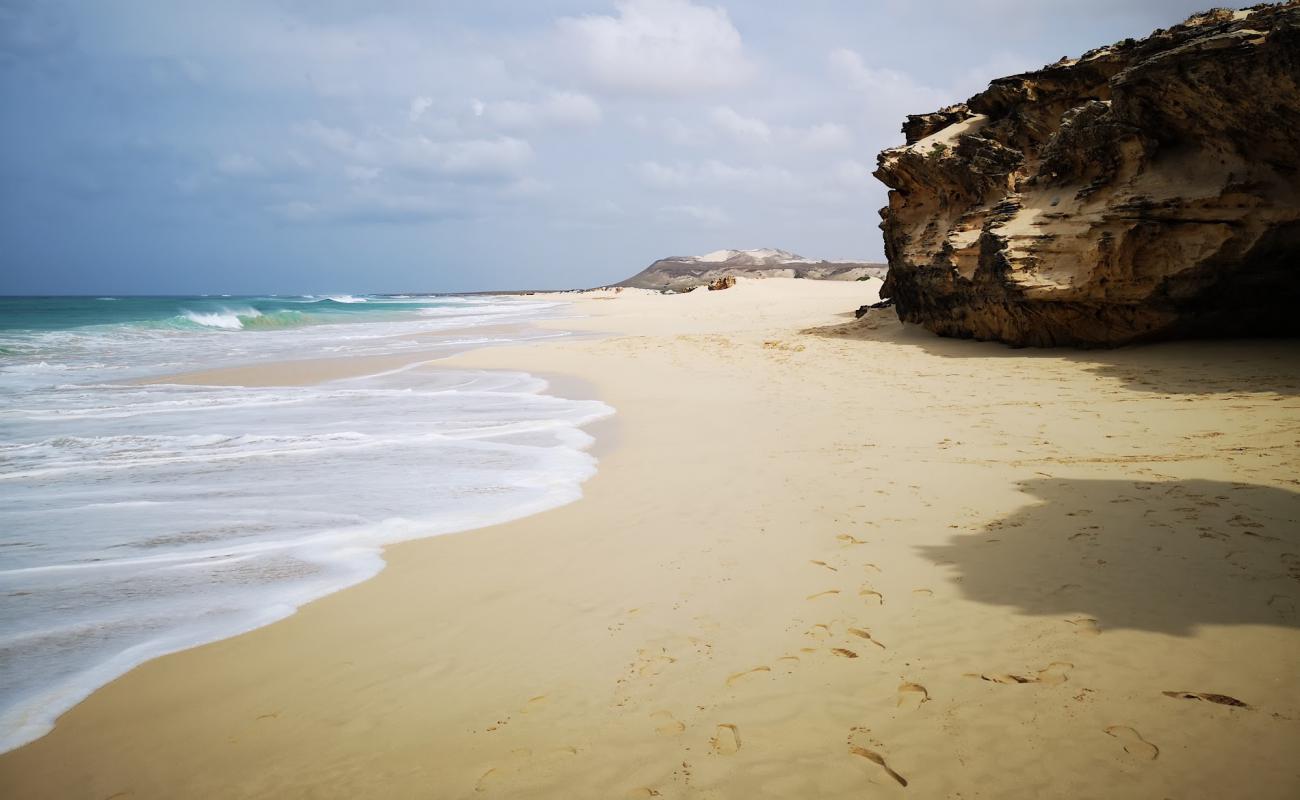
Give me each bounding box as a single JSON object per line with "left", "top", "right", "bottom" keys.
{"left": 616, "top": 248, "right": 886, "bottom": 292}
{"left": 875, "top": 3, "right": 1300, "bottom": 347}
{"left": 707, "top": 275, "right": 737, "bottom": 291}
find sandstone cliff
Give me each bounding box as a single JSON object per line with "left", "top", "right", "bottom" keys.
{"left": 874, "top": 3, "right": 1300, "bottom": 346}
{"left": 616, "top": 249, "right": 886, "bottom": 292}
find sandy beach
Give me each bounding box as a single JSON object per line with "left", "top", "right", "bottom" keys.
{"left": 2, "top": 278, "right": 1298, "bottom": 798}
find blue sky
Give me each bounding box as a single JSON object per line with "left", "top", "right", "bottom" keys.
{"left": 1, "top": 0, "right": 1221, "bottom": 294}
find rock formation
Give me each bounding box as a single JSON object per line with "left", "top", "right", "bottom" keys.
{"left": 874, "top": 3, "right": 1300, "bottom": 346}
{"left": 616, "top": 249, "right": 886, "bottom": 292}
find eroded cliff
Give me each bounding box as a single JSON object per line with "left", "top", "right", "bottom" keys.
{"left": 875, "top": 3, "right": 1300, "bottom": 346}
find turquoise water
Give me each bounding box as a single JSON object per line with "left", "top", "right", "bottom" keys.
{"left": 0, "top": 293, "right": 612, "bottom": 753}
{"left": 0, "top": 293, "right": 568, "bottom": 387}
{"left": 0, "top": 294, "right": 437, "bottom": 332}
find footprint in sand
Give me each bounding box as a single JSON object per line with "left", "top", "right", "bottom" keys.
{"left": 847, "top": 628, "right": 887, "bottom": 649}
{"left": 1066, "top": 617, "right": 1101, "bottom": 636}
{"left": 831, "top": 648, "right": 859, "bottom": 659}
{"left": 1104, "top": 725, "right": 1159, "bottom": 760}
{"left": 807, "top": 623, "right": 835, "bottom": 639}
{"left": 638, "top": 652, "right": 677, "bottom": 678}
{"left": 837, "top": 534, "right": 868, "bottom": 545}
{"left": 849, "top": 745, "right": 908, "bottom": 787}
{"left": 896, "top": 682, "right": 929, "bottom": 709}
{"left": 810, "top": 560, "right": 839, "bottom": 572}
{"left": 972, "top": 662, "right": 1073, "bottom": 686}
{"left": 474, "top": 747, "right": 579, "bottom": 794}
{"left": 651, "top": 710, "right": 686, "bottom": 736}
{"left": 859, "top": 587, "right": 884, "bottom": 605}
{"left": 862, "top": 563, "right": 882, "bottom": 573}
{"left": 520, "top": 695, "right": 549, "bottom": 714}
{"left": 709, "top": 724, "right": 742, "bottom": 755}
{"left": 1268, "top": 594, "right": 1296, "bottom": 621}
{"left": 725, "top": 666, "right": 771, "bottom": 687}
{"left": 807, "top": 589, "right": 841, "bottom": 600}
{"left": 912, "top": 588, "right": 933, "bottom": 597}
{"left": 1162, "top": 691, "right": 1250, "bottom": 708}
{"left": 625, "top": 789, "right": 662, "bottom": 798}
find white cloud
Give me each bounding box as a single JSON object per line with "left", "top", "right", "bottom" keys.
{"left": 636, "top": 158, "right": 798, "bottom": 191}
{"left": 396, "top": 136, "right": 534, "bottom": 177}
{"left": 799, "top": 122, "right": 852, "bottom": 151}
{"left": 344, "top": 165, "right": 381, "bottom": 182}
{"left": 558, "top": 0, "right": 754, "bottom": 95}
{"left": 408, "top": 96, "right": 433, "bottom": 122}
{"left": 637, "top": 160, "right": 690, "bottom": 189}
{"left": 661, "top": 117, "right": 706, "bottom": 146}
{"left": 268, "top": 200, "right": 318, "bottom": 222}
{"left": 828, "top": 47, "right": 953, "bottom": 126}
{"left": 481, "top": 91, "right": 603, "bottom": 129}
{"left": 831, "top": 159, "right": 873, "bottom": 188}
{"left": 662, "top": 203, "right": 729, "bottom": 226}
{"left": 216, "top": 153, "right": 263, "bottom": 176}
{"left": 296, "top": 121, "right": 533, "bottom": 180}
{"left": 501, "top": 177, "right": 551, "bottom": 197}
{"left": 296, "top": 120, "right": 369, "bottom": 159}
{"left": 542, "top": 91, "right": 603, "bottom": 126}
{"left": 710, "top": 106, "right": 770, "bottom": 144}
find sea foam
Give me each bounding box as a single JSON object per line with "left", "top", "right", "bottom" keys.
{"left": 0, "top": 295, "right": 607, "bottom": 753}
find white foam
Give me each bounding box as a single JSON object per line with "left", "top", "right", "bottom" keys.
{"left": 0, "top": 300, "right": 612, "bottom": 754}
{"left": 181, "top": 307, "right": 262, "bottom": 330}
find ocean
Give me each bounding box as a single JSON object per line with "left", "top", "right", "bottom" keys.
{"left": 0, "top": 294, "right": 612, "bottom": 752}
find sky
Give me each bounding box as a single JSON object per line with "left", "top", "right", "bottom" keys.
{"left": 1, "top": 0, "right": 1224, "bottom": 294}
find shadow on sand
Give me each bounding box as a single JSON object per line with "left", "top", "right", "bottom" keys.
{"left": 919, "top": 478, "right": 1300, "bottom": 636}
{"left": 807, "top": 311, "right": 1300, "bottom": 396}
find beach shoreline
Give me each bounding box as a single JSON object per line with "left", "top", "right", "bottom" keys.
{"left": 2, "top": 278, "right": 1298, "bottom": 798}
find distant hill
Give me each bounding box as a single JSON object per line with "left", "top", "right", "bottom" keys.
{"left": 614, "top": 248, "right": 887, "bottom": 291}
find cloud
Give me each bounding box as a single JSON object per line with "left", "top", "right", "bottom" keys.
{"left": 400, "top": 136, "right": 534, "bottom": 178}
{"left": 637, "top": 160, "right": 691, "bottom": 189}
{"left": 296, "top": 120, "right": 368, "bottom": 159}
{"left": 267, "top": 200, "right": 318, "bottom": 222}
{"left": 295, "top": 121, "right": 533, "bottom": 180}
{"left": 269, "top": 190, "right": 459, "bottom": 226}
{"left": 636, "top": 158, "right": 797, "bottom": 191}
{"left": 799, "top": 122, "right": 852, "bottom": 151}
{"left": 828, "top": 47, "right": 953, "bottom": 123}
{"left": 710, "top": 106, "right": 770, "bottom": 144}
{"left": 662, "top": 203, "right": 729, "bottom": 226}
{"left": 480, "top": 91, "right": 603, "bottom": 129}
{"left": 344, "top": 164, "right": 381, "bottom": 182}
{"left": 542, "top": 91, "right": 603, "bottom": 126}
{"left": 216, "top": 153, "right": 263, "bottom": 176}
{"left": 831, "top": 159, "right": 873, "bottom": 188}
{"left": 408, "top": 96, "right": 433, "bottom": 122}
{"left": 558, "top": 0, "right": 753, "bottom": 95}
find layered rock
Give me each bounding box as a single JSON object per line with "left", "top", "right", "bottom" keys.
{"left": 875, "top": 3, "right": 1300, "bottom": 346}
{"left": 616, "top": 248, "right": 886, "bottom": 292}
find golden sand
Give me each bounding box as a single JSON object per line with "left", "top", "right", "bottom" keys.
{"left": 2, "top": 279, "right": 1298, "bottom": 798}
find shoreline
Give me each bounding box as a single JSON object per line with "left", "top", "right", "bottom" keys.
{"left": 0, "top": 305, "right": 610, "bottom": 757}
{"left": 2, "top": 279, "right": 1298, "bottom": 798}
